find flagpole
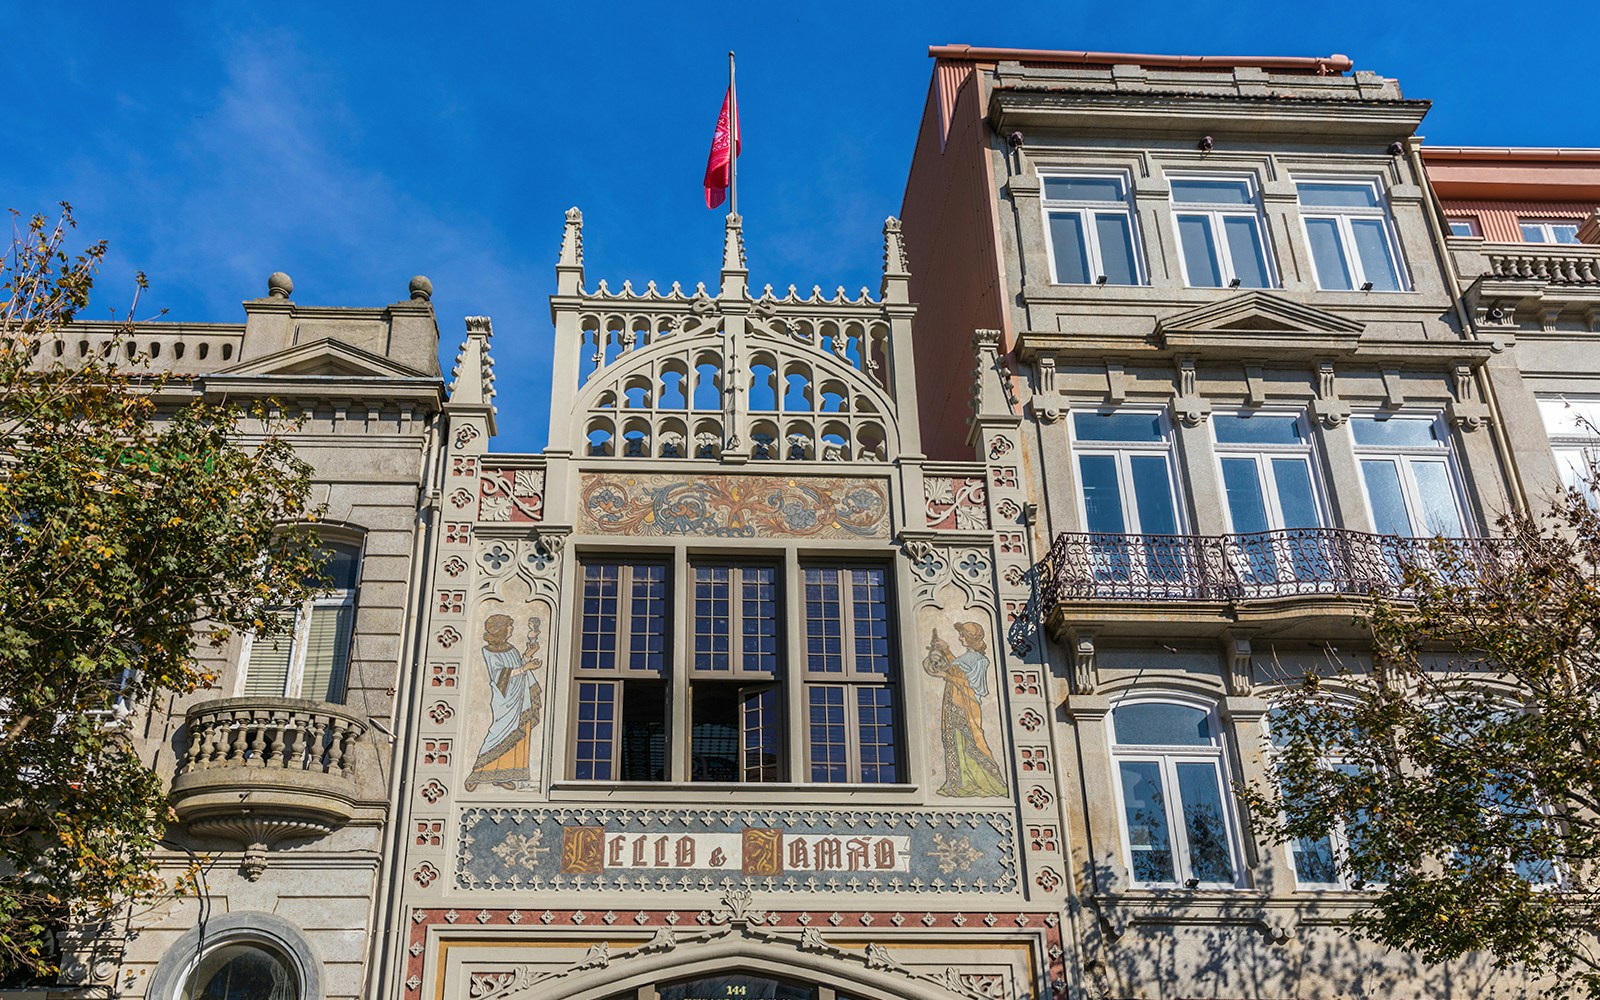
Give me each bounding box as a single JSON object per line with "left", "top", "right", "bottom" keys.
{"left": 728, "top": 50, "right": 737, "bottom": 218}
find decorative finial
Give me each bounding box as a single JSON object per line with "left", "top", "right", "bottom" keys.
{"left": 409, "top": 275, "right": 433, "bottom": 301}
{"left": 267, "top": 272, "right": 293, "bottom": 299}
{"left": 560, "top": 207, "right": 584, "bottom": 267}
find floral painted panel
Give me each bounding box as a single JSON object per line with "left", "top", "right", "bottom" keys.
{"left": 577, "top": 473, "right": 890, "bottom": 539}
{"left": 480, "top": 467, "right": 545, "bottom": 523}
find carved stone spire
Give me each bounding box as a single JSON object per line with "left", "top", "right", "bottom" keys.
{"left": 448, "top": 317, "right": 497, "bottom": 417}
{"left": 881, "top": 216, "right": 910, "bottom": 305}
{"left": 556, "top": 207, "right": 584, "bottom": 296}
{"left": 719, "top": 213, "right": 748, "bottom": 300}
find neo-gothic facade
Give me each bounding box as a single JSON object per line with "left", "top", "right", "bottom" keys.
{"left": 57, "top": 44, "right": 1600, "bottom": 1000}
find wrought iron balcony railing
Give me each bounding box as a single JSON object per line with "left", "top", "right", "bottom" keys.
{"left": 1039, "top": 528, "right": 1515, "bottom": 608}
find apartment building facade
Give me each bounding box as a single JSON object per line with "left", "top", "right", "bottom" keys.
{"left": 900, "top": 45, "right": 1572, "bottom": 998}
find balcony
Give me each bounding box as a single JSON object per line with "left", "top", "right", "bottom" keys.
{"left": 1455, "top": 239, "right": 1600, "bottom": 331}
{"left": 169, "top": 697, "right": 368, "bottom": 878}
{"left": 1037, "top": 528, "right": 1516, "bottom": 639}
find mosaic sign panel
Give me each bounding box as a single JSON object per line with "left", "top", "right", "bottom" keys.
{"left": 456, "top": 807, "right": 1017, "bottom": 895}
{"left": 577, "top": 473, "right": 890, "bottom": 539}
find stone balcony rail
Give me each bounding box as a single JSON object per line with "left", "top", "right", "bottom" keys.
{"left": 1482, "top": 244, "right": 1600, "bottom": 286}
{"left": 1039, "top": 528, "right": 1517, "bottom": 610}
{"left": 169, "top": 697, "right": 368, "bottom": 865}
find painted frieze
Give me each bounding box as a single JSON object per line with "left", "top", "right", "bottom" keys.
{"left": 577, "top": 473, "right": 890, "bottom": 539}
{"left": 456, "top": 808, "right": 1018, "bottom": 895}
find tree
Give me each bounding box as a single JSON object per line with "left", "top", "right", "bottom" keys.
{"left": 1248, "top": 474, "right": 1600, "bottom": 997}
{"left": 0, "top": 206, "right": 323, "bottom": 978}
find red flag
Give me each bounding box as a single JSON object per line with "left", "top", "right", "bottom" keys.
{"left": 703, "top": 89, "right": 741, "bottom": 209}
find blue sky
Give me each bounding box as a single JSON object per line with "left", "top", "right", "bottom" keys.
{"left": 6, "top": 2, "right": 1595, "bottom": 453}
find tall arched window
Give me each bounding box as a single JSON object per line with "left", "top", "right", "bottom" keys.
{"left": 181, "top": 941, "right": 299, "bottom": 1000}
{"left": 1109, "top": 699, "right": 1242, "bottom": 887}
{"left": 240, "top": 536, "right": 362, "bottom": 703}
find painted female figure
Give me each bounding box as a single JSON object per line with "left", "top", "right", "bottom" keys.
{"left": 922, "top": 620, "right": 1007, "bottom": 797}
{"left": 465, "top": 613, "right": 542, "bottom": 791}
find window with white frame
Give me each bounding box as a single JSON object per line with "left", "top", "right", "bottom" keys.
{"left": 1536, "top": 395, "right": 1600, "bottom": 503}
{"left": 1110, "top": 700, "right": 1242, "bottom": 887}
{"left": 1170, "top": 177, "right": 1274, "bottom": 288}
{"left": 1212, "top": 413, "right": 1325, "bottom": 533}
{"left": 1042, "top": 174, "right": 1143, "bottom": 286}
{"left": 1350, "top": 415, "right": 1468, "bottom": 538}
{"left": 1296, "top": 179, "right": 1408, "bottom": 292}
{"left": 1446, "top": 218, "right": 1481, "bottom": 238}
{"left": 1212, "top": 412, "right": 1327, "bottom": 586}
{"left": 1069, "top": 409, "right": 1187, "bottom": 587}
{"left": 1265, "top": 707, "right": 1380, "bottom": 890}
{"left": 240, "top": 538, "right": 361, "bottom": 703}
{"left": 1519, "top": 220, "right": 1581, "bottom": 245}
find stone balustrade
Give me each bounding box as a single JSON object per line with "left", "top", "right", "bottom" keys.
{"left": 169, "top": 698, "right": 369, "bottom": 876}
{"left": 1483, "top": 244, "right": 1600, "bottom": 286}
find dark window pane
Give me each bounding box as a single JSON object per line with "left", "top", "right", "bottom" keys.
{"left": 804, "top": 568, "right": 844, "bottom": 673}
{"left": 1213, "top": 414, "right": 1303, "bottom": 445}
{"left": 850, "top": 567, "right": 892, "bottom": 675}
{"left": 1305, "top": 217, "right": 1354, "bottom": 290}
{"left": 1223, "top": 215, "right": 1270, "bottom": 288}
{"left": 856, "top": 686, "right": 898, "bottom": 783}
{"left": 1078, "top": 454, "right": 1126, "bottom": 534}
{"left": 1172, "top": 179, "right": 1253, "bottom": 205}
{"left": 1096, "top": 213, "right": 1138, "bottom": 285}
{"left": 1297, "top": 182, "right": 1379, "bottom": 208}
{"left": 1177, "top": 214, "right": 1223, "bottom": 287}
{"left": 1072, "top": 411, "right": 1165, "bottom": 443}
{"left": 1113, "top": 703, "right": 1212, "bottom": 746}
{"left": 690, "top": 683, "right": 740, "bottom": 782}
{"left": 1048, "top": 213, "right": 1091, "bottom": 284}
{"left": 620, "top": 681, "right": 666, "bottom": 781}
{"left": 574, "top": 682, "right": 615, "bottom": 780}
{"left": 1119, "top": 760, "right": 1175, "bottom": 883}
{"left": 1044, "top": 176, "right": 1125, "bottom": 202}
{"left": 1176, "top": 761, "right": 1236, "bottom": 883}
{"left": 742, "top": 686, "right": 782, "bottom": 782}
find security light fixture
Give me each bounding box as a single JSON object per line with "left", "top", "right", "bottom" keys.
{"left": 1198, "top": 135, "right": 1214, "bottom": 152}
{"left": 1007, "top": 130, "right": 1026, "bottom": 149}
{"left": 1361, "top": 280, "right": 1375, "bottom": 291}
{"left": 1184, "top": 878, "right": 1201, "bottom": 889}
{"left": 1096, "top": 274, "right": 1108, "bottom": 285}
{"left": 1228, "top": 277, "right": 1242, "bottom": 288}
{"left": 1388, "top": 141, "right": 1405, "bottom": 156}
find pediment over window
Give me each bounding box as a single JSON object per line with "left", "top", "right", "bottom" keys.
{"left": 220, "top": 337, "right": 431, "bottom": 378}
{"left": 1155, "top": 292, "right": 1366, "bottom": 356}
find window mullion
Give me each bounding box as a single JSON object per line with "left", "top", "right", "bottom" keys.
{"left": 784, "top": 550, "right": 806, "bottom": 781}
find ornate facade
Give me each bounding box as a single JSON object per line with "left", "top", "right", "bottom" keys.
{"left": 60, "top": 43, "right": 1600, "bottom": 1000}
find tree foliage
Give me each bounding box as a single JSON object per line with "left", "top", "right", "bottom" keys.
{"left": 0, "top": 206, "right": 322, "bottom": 977}
{"left": 1249, "top": 473, "right": 1600, "bottom": 996}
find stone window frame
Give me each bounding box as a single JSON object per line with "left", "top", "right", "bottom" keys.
{"left": 1105, "top": 693, "right": 1247, "bottom": 890}
{"left": 1293, "top": 175, "right": 1412, "bottom": 293}
{"left": 1166, "top": 172, "right": 1278, "bottom": 290}
{"left": 1037, "top": 169, "right": 1148, "bottom": 287}
{"left": 147, "top": 911, "right": 321, "bottom": 1000}
{"left": 237, "top": 526, "right": 365, "bottom": 705}
{"left": 565, "top": 553, "right": 904, "bottom": 787}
